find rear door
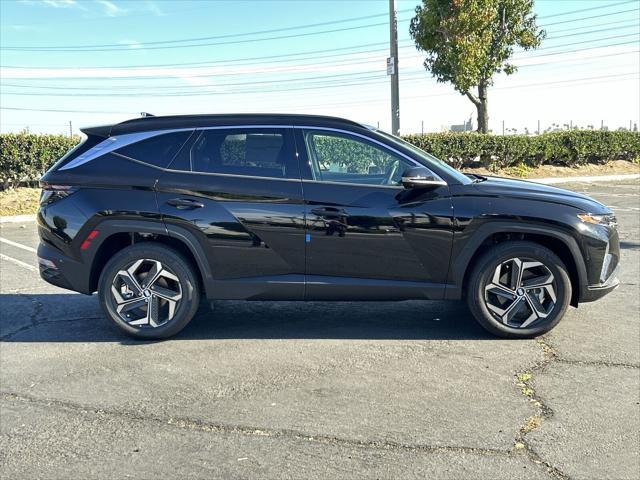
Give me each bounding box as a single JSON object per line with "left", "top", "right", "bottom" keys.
{"left": 296, "top": 127, "right": 454, "bottom": 300}
{"left": 156, "top": 126, "right": 306, "bottom": 300}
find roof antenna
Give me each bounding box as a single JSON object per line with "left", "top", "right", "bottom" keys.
{"left": 140, "top": 112, "right": 155, "bottom": 117}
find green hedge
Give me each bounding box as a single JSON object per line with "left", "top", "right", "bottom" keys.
{"left": 402, "top": 130, "right": 640, "bottom": 170}
{"left": 1, "top": 130, "right": 638, "bottom": 188}
{"left": 0, "top": 132, "right": 80, "bottom": 189}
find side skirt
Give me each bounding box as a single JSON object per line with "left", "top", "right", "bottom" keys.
{"left": 206, "top": 275, "right": 450, "bottom": 301}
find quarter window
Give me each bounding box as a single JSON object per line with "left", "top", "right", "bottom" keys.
{"left": 190, "top": 129, "right": 296, "bottom": 179}
{"left": 115, "top": 131, "right": 193, "bottom": 168}
{"left": 304, "top": 130, "right": 412, "bottom": 186}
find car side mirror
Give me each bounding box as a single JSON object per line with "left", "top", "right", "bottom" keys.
{"left": 401, "top": 167, "right": 447, "bottom": 189}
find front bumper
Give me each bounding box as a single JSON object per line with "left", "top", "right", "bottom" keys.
{"left": 579, "top": 264, "right": 620, "bottom": 302}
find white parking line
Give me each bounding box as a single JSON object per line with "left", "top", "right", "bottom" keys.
{"left": 0, "top": 237, "right": 37, "bottom": 254}
{"left": 0, "top": 253, "right": 37, "bottom": 272}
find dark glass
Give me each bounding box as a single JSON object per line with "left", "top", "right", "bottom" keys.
{"left": 116, "top": 131, "right": 192, "bottom": 168}
{"left": 191, "top": 129, "right": 296, "bottom": 179}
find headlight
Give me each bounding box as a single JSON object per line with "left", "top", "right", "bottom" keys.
{"left": 577, "top": 213, "right": 617, "bottom": 228}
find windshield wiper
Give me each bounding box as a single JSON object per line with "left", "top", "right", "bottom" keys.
{"left": 466, "top": 173, "right": 488, "bottom": 183}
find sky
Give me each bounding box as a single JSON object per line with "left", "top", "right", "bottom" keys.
{"left": 0, "top": 0, "right": 639, "bottom": 135}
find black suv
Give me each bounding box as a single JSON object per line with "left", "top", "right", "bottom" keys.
{"left": 38, "top": 114, "right": 619, "bottom": 339}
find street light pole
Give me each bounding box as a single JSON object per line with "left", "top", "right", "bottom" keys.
{"left": 388, "top": 0, "right": 400, "bottom": 135}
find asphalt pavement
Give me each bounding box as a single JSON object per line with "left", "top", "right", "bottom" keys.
{"left": 1, "top": 180, "right": 639, "bottom": 480}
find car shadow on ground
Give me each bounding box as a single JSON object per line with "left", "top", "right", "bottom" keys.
{"left": 620, "top": 240, "right": 640, "bottom": 250}
{"left": 0, "top": 294, "right": 496, "bottom": 343}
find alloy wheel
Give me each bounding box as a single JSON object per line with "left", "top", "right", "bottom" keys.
{"left": 484, "top": 257, "right": 557, "bottom": 329}
{"left": 110, "top": 259, "right": 182, "bottom": 328}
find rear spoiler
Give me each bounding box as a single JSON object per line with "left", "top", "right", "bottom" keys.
{"left": 80, "top": 124, "right": 113, "bottom": 138}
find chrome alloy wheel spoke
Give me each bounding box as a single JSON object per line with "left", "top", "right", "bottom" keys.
{"left": 111, "top": 259, "right": 182, "bottom": 328}
{"left": 484, "top": 258, "right": 557, "bottom": 329}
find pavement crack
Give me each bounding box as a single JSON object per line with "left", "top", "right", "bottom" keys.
{"left": 555, "top": 358, "right": 639, "bottom": 369}
{"left": 0, "top": 312, "right": 102, "bottom": 341}
{"left": 513, "top": 337, "right": 571, "bottom": 480}
{"left": 0, "top": 390, "right": 511, "bottom": 458}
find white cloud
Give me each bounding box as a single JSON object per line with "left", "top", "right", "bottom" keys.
{"left": 118, "top": 39, "right": 143, "bottom": 50}
{"left": 144, "top": 0, "right": 164, "bottom": 17}
{"left": 95, "top": 0, "right": 125, "bottom": 17}
{"left": 42, "top": 0, "right": 77, "bottom": 7}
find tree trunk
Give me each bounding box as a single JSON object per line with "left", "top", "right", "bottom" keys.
{"left": 476, "top": 80, "right": 489, "bottom": 133}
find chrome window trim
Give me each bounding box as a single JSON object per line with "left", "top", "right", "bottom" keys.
{"left": 293, "top": 125, "right": 446, "bottom": 186}
{"left": 58, "top": 123, "right": 446, "bottom": 187}
{"left": 163, "top": 167, "right": 302, "bottom": 183}
{"left": 196, "top": 124, "right": 294, "bottom": 131}
{"left": 301, "top": 179, "right": 402, "bottom": 189}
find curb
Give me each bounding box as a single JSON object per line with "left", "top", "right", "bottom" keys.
{"left": 529, "top": 173, "right": 640, "bottom": 185}
{"left": 0, "top": 214, "right": 36, "bottom": 224}
{"left": 0, "top": 174, "right": 637, "bottom": 224}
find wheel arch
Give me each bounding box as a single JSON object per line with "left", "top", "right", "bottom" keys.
{"left": 87, "top": 220, "right": 213, "bottom": 297}
{"left": 449, "top": 222, "right": 587, "bottom": 307}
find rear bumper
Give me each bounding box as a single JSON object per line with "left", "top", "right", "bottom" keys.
{"left": 37, "top": 242, "right": 91, "bottom": 294}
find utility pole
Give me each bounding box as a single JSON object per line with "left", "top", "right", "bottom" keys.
{"left": 69, "top": 120, "right": 73, "bottom": 137}
{"left": 388, "top": 0, "right": 400, "bottom": 135}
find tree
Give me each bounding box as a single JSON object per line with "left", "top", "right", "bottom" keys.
{"left": 410, "top": 0, "right": 545, "bottom": 133}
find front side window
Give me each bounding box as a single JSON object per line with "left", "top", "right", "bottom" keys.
{"left": 304, "top": 130, "right": 413, "bottom": 186}
{"left": 190, "top": 128, "right": 297, "bottom": 179}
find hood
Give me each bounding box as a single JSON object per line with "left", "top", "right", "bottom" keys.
{"left": 473, "top": 176, "right": 610, "bottom": 213}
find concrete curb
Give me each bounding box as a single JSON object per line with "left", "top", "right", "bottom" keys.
{"left": 530, "top": 173, "right": 640, "bottom": 185}
{"left": 0, "top": 214, "right": 36, "bottom": 224}
{"left": 0, "top": 174, "right": 637, "bottom": 224}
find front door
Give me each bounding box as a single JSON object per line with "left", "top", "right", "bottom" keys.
{"left": 157, "top": 126, "right": 306, "bottom": 300}
{"left": 296, "top": 128, "right": 454, "bottom": 300}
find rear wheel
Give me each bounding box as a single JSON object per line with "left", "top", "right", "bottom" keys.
{"left": 466, "top": 241, "right": 572, "bottom": 338}
{"left": 98, "top": 243, "right": 200, "bottom": 339}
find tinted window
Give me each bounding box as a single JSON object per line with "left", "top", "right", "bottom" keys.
{"left": 190, "top": 128, "right": 296, "bottom": 179}
{"left": 304, "top": 131, "right": 413, "bottom": 186}
{"left": 116, "top": 131, "right": 193, "bottom": 168}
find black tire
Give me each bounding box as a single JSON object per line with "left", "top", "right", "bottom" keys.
{"left": 466, "top": 241, "right": 572, "bottom": 339}
{"left": 98, "top": 243, "right": 201, "bottom": 339}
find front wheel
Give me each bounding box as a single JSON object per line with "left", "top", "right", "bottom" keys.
{"left": 466, "top": 241, "right": 572, "bottom": 339}
{"left": 98, "top": 243, "right": 201, "bottom": 339}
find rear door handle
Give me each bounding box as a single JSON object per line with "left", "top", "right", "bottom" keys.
{"left": 166, "top": 198, "right": 205, "bottom": 210}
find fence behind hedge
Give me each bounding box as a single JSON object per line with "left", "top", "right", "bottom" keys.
{"left": 1, "top": 130, "right": 639, "bottom": 188}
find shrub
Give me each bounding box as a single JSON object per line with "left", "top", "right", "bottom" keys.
{"left": 402, "top": 130, "right": 640, "bottom": 170}
{"left": 0, "top": 132, "right": 80, "bottom": 189}
{"left": 0, "top": 130, "right": 638, "bottom": 189}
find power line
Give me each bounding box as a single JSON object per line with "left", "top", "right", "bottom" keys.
{"left": 3, "top": 0, "right": 636, "bottom": 53}
{"left": 0, "top": 16, "right": 412, "bottom": 52}
{"left": 2, "top": 9, "right": 412, "bottom": 50}
{"left": 4, "top": 66, "right": 637, "bottom": 98}
{"left": 540, "top": 7, "right": 639, "bottom": 27}
{"left": 2, "top": 20, "right": 626, "bottom": 71}
{"left": 536, "top": 0, "right": 637, "bottom": 19}
{"left": 2, "top": 10, "right": 635, "bottom": 69}
{"left": 5, "top": 48, "right": 637, "bottom": 94}
{"left": 4, "top": 33, "right": 636, "bottom": 83}
{"left": 2, "top": 71, "right": 637, "bottom": 116}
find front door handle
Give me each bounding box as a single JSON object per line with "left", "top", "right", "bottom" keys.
{"left": 166, "top": 198, "right": 205, "bottom": 210}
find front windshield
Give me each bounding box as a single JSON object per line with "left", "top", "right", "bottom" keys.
{"left": 374, "top": 130, "right": 472, "bottom": 185}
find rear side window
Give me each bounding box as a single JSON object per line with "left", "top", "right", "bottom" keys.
{"left": 115, "top": 131, "right": 193, "bottom": 168}
{"left": 189, "top": 128, "right": 297, "bottom": 179}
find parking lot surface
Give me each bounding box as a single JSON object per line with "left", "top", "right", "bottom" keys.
{"left": 1, "top": 180, "right": 639, "bottom": 479}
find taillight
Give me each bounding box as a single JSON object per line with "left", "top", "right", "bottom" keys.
{"left": 40, "top": 185, "right": 77, "bottom": 206}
